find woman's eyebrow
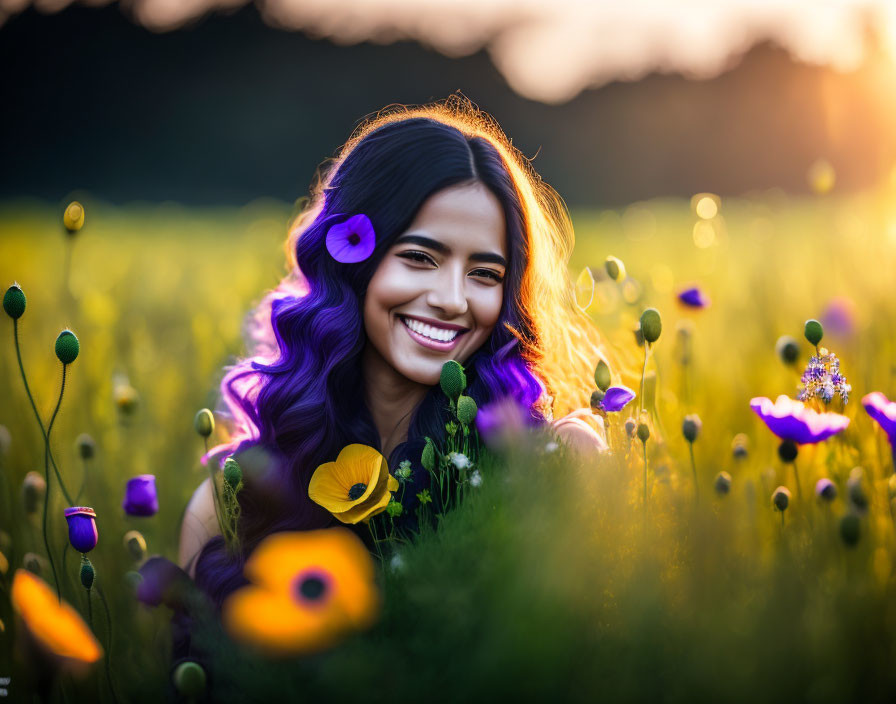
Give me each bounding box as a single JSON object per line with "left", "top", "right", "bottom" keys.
{"left": 394, "top": 234, "right": 507, "bottom": 267}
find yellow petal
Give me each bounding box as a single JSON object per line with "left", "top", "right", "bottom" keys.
{"left": 308, "top": 444, "right": 389, "bottom": 514}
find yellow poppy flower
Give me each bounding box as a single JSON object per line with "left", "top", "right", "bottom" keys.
{"left": 308, "top": 444, "right": 399, "bottom": 524}
{"left": 11, "top": 569, "right": 103, "bottom": 667}
{"left": 222, "top": 528, "right": 379, "bottom": 656}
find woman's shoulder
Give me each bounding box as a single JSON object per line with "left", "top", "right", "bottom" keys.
{"left": 178, "top": 476, "right": 221, "bottom": 579}
{"left": 551, "top": 407, "right": 608, "bottom": 455}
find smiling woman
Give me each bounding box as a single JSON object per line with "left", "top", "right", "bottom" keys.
{"left": 180, "top": 94, "right": 610, "bottom": 611}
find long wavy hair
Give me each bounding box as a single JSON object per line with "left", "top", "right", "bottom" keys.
{"left": 193, "top": 95, "right": 607, "bottom": 608}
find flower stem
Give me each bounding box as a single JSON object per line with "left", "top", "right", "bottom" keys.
{"left": 792, "top": 460, "right": 802, "bottom": 501}
{"left": 42, "top": 363, "right": 71, "bottom": 601}
{"left": 639, "top": 344, "right": 649, "bottom": 417}
{"left": 642, "top": 439, "right": 649, "bottom": 518}
{"left": 689, "top": 442, "right": 699, "bottom": 504}
{"left": 95, "top": 584, "right": 121, "bottom": 704}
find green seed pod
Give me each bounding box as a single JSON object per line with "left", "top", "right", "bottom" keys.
{"left": 194, "top": 409, "right": 215, "bottom": 438}
{"left": 714, "top": 471, "right": 732, "bottom": 495}
{"left": 22, "top": 471, "right": 46, "bottom": 515}
{"left": 839, "top": 513, "right": 860, "bottom": 547}
{"left": 173, "top": 661, "right": 207, "bottom": 699}
{"left": 804, "top": 319, "right": 824, "bottom": 346}
{"left": 223, "top": 457, "right": 243, "bottom": 491}
{"left": 63, "top": 201, "right": 85, "bottom": 233}
{"left": 3, "top": 284, "right": 26, "bottom": 320}
{"left": 772, "top": 486, "right": 791, "bottom": 512}
{"left": 439, "top": 361, "right": 466, "bottom": 401}
{"left": 682, "top": 414, "right": 702, "bottom": 443}
{"left": 594, "top": 359, "right": 611, "bottom": 391}
{"left": 456, "top": 395, "right": 477, "bottom": 425}
{"left": 604, "top": 256, "right": 626, "bottom": 282}
{"left": 123, "top": 530, "right": 147, "bottom": 562}
{"left": 590, "top": 389, "right": 605, "bottom": 412}
{"left": 636, "top": 422, "right": 650, "bottom": 443}
{"left": 775, "top": 335, "right": 800, "bottom": 365}
{"left": 76, "top": 433, "right": 96, "bottom": 460}
{"left": 80, "top": 555, "right": 95, "bottom": 590}
{"left": 421, "top": 439, "right": 436, "bottom": 471}
{"left": 639, "top": 308, "right": 662, "bottom": 344}
{"left": 55, "top": 330, "right": 80, "bottom": 365}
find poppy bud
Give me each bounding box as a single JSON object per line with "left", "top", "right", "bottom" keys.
{"left": 682, "top": 414, "right": 701, "bottom": 443}
{"left": 815, "top": 478, "right": 837, "bottom": 502}
{"left": 76, "top": 433, "right": 95, "bottom": 460}
{"left": 456, "top": 395, "right": 477, "bottom": 425}
{"left": 55, "top": 330, "right": 79, "bottom": 365}
{"left": 3, "top": 284, "right": 25, "bottom": 320}
{"left": 604, "top": 256, "right": 626, "bottom": 282}
{"left": 594, "top": 359, "right": 611, "bottom": 392}
{"left": 714, "top": 471, "right": 732, "bottom": 495}
{"left": 624, "top": 418, "right": 636, "bottom": 438}
{"left": 223, "top": 457, "right": 243, "bottom": 491}
{"left": 421, "top": 439, "right": 436, "bottom": 471}
{"left": 194, "top": 409, "right": 214, "bottom": 438}
{"left": 590, "top": 389, "right": 605, "bottom": 412}
{"left": 173, "top": 661, "right": 207, "bottom": 699}
{"left": 839, "top": 513, "right": 860, "bottom": 546}
{"left": 439, "top": 360, "right": 466, "bottom": 401}
{"left": 804, "top": 319, "right": 824, "bottom": 346}
{"left": 778, "top": 440, "right": 798, "bottom": 464}
{"left": 22, "top": 471, "right": 46, "bottom": 515}
{"left": 123, "top": 475, "right": 159, "bottom": 517}
{"left": 64, "top": 507, "right": 98, "bottom": 553}
{"left": 731, "top": 433, "right": 749, "bottom": 459}
{"left": 775, "top": 336, "right": 800, "bottom": 365}
{"left": 639, "top": 308, "right": 662, "bottom": 344}
{"left": 636, "top": 422, "right": 650, "bottom": 443}
{"left": 63, "top": 201, "right": 85, "bottom": 233}
{"left": 123, "top": 530, "right": 147, "bottom": 563}
{"left": 80, "top": 555, "right": 95, "bottom": 590}
{"left": 772, "top": 486, "right": 791, "bottom": 512}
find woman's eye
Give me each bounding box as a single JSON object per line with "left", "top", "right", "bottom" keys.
{"left": 398, "top": 252, "right": 503, "bottom": 283}
{"left": 472, "top": 269, "right": 504, "bottom": 283}
{"left": 399, "top": 251, "right": 436, "bottom": 265}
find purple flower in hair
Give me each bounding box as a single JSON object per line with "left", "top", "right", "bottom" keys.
{"left": 677, "top": 286, "right": 710, "bottom": 309}
{"left": 600, "top": 385, "right": 636, "bottom": 413}
{"left": 123, "top": 475, "right": 159, "bottom": 517}
{"left": 325, "top": 214, "right": 376, "bottom": 263}
{"left": 863, "top": 392, "right": 896, "bottom": 445}
{"left": 64, "top": 507, "right": 98, "bottom": 553}
{"left": 749, "top": 395, "right": 849, "bottom": 444}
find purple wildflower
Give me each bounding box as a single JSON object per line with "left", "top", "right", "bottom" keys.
{"left": 475, "top": 396, "right": 531, "bottom": 450}
{"left": 863, "top": 392, "right": 896, "bottom": 445}
{"left": 123, "top": 475, "right": 159, "bottom": 517}
{"left": 820, "top": 297, "right": 856, "bottom": 338}
{"left": 325, "top": 214, "right": 376, "bottom": 263}
{"left": 599, "top": 385, "right": 636, "bottom": 413}
{"left": 64, "top": 507, "right": 98, "bottom": 553}
{"left": 677, "top": 286, "right": 710, "bottom": 309}
{"left": 797, "top": 347, "right": 851, "bottom": 405}
{"left": 749, "top": 395, "right": 849, "bottom": 444}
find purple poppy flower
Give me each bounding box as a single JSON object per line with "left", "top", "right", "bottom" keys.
{"left": 64, "top": 507, "right": 98, "bottom": 553}
{"left": 749, "top": 395, "right": 849, "bottom": 444}
{"left": 863, "top": 392, "right": 896, "bottom": 445}
{"left": 325, "top": 213, "right": 376, "bottom": 263}
{"left": 123, "top": 475, "right": 159, "bottom": 517}
{"left": 600, "top": 385, "right": 636, "bottom": 413}
{"left": 677, "top": 286, "right": 710, "bottom": 309}
{"left": 475, "top": 396, "right": 532, "bottom": 450}
{"left": 137, "top": 556, "right": 194, "bottom": 611}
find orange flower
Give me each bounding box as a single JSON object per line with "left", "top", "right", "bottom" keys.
{"left": 308, "top": 444, "right": 398, "bottom": 523}
{"left": 222, "top": 529, "right": 379, "bottom": 656}
{"left": 11, "top": 569, "right": 102, "bottom": 668}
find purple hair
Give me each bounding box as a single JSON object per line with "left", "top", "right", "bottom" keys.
{"left": 194, "top": 117, "right": 549, "bottom": 608}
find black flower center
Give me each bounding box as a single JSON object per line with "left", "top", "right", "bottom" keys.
{"left": 348, "top": 232, "right": 360, "bottom": 246}
{"left": 348, "top": 482, "right": 367, "bottom": 500}
{"left": 297, "top": 575, "right": 328, "bottom": 602}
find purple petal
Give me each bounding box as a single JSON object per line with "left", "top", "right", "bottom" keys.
{"left": 123, "top": 475, "right": 159, "bottom": 517}
{"left": 749, "top": 395, "right": 849, "bottom": 444}
{"left": 863, "top": 392, "right": 896, "bottom": 444}
{"left": 677, "top": 286, "right": 710, "bottom": 309}
{"left": 600, "top": 386, "right": 636, "bottom": 413}
{"left": 475, "top": 396, "right": 533, "bottom": 450}
{"left": 137, "top": 556, "right": 194, "bottom": 611}
{"left": 325, "top": 214, "right": 376, "bottom": 263}
{"left": 64, "top": 507, "right": 98, "bottom": 553}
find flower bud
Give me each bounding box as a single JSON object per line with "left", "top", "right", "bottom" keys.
{"left": 731, "top": 433, "right": 749, "bottom": 459}
{"left": 777, "top": 440, "right": 798, "bottom": 464}
{"left": 839, "top": 513, "right": 860, "bottom": 546}
{"left": 804, "top": 319, "right": 824, "bottom": 346}
{"left": 624, "top": 418, "right": 636, "bottom": 438}
{"left": 3, "top": 284, "right": 26, "bottom": 320}
{"left": 639, "top": 308, "right": 662, "bottom": 344}
{"left": 63, "top": 201, "right": 85, "bottom": 233}
{"left": 456, "top": 395, "right": 477, "bottom": 425}
{"left": 636, "top": 422, "right": 650, "bottom": 443}
{"left": 80, "top": 555, "right": 95, "bottom": 590}
{"left": 55, "top": 329, "right": 80, "bottom": 365}
{"left": 590, "top": 389, "right": 605, "bottom": 412}
{"left": 847, "top": 476, "right": 868, "bottom": 514}
{"left": 439, "top": 360, "right": 466, "bottom": 401}
{"left": 22, "top": 471, "right": 46, "bottom": 515}
{"left": 114, "top": 383, "right": 139, "bottom": 415}
{"left": 76, "top": 433, "right": 96, "bottom": 460}
{"left": 815, "top": 478, "right": 837, "bottom": 502}
{"left": 173, "top": 661, "right": 207, "bottom": 699}
{"left": 194, "top": 409, "right": 214, "bottom": 438}
{"left": 772, "top": 486, "right": 791, "bottom": 512}
{"left": 124, "top": 530, "right": 147, "bottom": 562}
{"left": 775, "top": 335, "right": 800, "bottom": 365}
{"left": 714, "top": 471, "right": 732, "bottom": 495}
{"left": 682, "top": 414, "right": 701, "bottom": 443}
{"left": 604, "top": 256, "right": 626, "bottom": 282}
{"left": 594, "top": 359, "right": 611, "bottom": 391}
{"left": 421, "top": 439, "right": 436, "bottom": 471}
{"left": 223, "top": 457, "right": 243, "bottom": 491}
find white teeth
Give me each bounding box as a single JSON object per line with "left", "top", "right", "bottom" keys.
{"left": 401, "top": 317, "right": 459, "bottom": 342}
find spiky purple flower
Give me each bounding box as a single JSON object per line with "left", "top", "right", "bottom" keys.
{"left": 749, "top": 395, "right": 849, "bottom": 444}
{"left": 797, "top": 347, "right": 851, "bottom": 405}
{"left": 677, "top": 286, "right": 710, "bottom": 309}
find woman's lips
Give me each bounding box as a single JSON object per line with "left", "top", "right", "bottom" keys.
{"left": 399, "top": 315, "right": 465, "bottom": 352}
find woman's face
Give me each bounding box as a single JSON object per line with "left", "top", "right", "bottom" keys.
{"left": 363, "top": 182, "right": 508, "bottom": 387}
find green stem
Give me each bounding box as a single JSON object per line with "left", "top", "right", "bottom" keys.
{"left": 639, "top": 344, "right": 649, "bottom": 417}
{"left": 689, "top": 442, "right": 699, "bottom": 503}
{"left": 642, "top": 439, "right": 649, "bottom": 517}
{"left": 792, "top": 460, "right": 802, "bottom": 501}
{"left": 96, "top": 585, "right": 121, "bottom": 704}
{"left": 42, "top": 365, "right": 70, "bottom": 601}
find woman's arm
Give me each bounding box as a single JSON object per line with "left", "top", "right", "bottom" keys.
{"left": 177, "top": 477, "right": 222, "bottom": 580}
{"left": 552, "top": 408, "right": 608, "bottom": 455}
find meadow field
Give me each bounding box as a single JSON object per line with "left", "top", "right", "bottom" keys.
{"left": 2, "top": 183, "right": 896, "bottom": 702}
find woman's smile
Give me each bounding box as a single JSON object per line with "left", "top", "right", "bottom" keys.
{"left": 397, "top": 314, "right": 468, "bottom": 351}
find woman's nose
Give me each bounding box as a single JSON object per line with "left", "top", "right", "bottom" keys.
{"left": 425, "top": 267, "right": 468, "bottom": 317}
